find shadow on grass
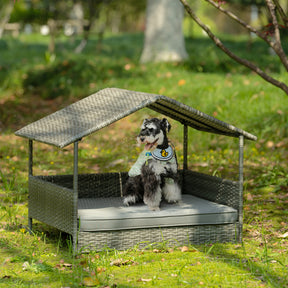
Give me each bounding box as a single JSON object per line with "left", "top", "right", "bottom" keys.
{"left": 197, "top": 242, "right": 287, "bottom": 288}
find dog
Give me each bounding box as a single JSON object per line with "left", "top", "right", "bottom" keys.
{"left": 123, "top": 118, "right": 181, "bottom": 210}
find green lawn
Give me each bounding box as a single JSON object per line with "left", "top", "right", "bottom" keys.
{"left": 0, "top": 32, "right": 288, "bottom": 287}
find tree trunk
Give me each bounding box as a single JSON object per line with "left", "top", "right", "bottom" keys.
{"left": 140, "top": 0, "right": 188, "bottom": 63}
{"left": 0, "top": 2, "right": 14, "bottom": 39}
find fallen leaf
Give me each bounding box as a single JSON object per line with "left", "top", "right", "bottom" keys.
{"left": 11, "top": 156, "right": 19, "bottom": 161}
{"left": 166, "top": 72, "right": 172, "bottom": 78}
{"left": 83, "top": 276, "right": 100, "bottom": 287}
{"left": 124, "top": 64, "right": 131, "bottom": 70}
{"left": 178, "top": 79, "right": 186, "bottom": 86}
{"left": 97, "top": 267, "right": 106, "bottom": 273}
{"left": 266, "top": 141, "right": 274, "bottom": 148}
{"left": 137, "top": 278, "right": 152, "bottom": 282}
{"left": 2, "top": 275, "right": 11, "bottom": 279}
{"left": 276, "top": 140, "right": 286, "bottom": 148}
{"left": 279, "top": 232, "right": 288, "bottom": 238}
{"left": 80, "top": 259, "right": 88, "bottom": 266}
{"left": 246, "top": 193, "right": 254, "bottom": 201}
{"left": 180, "top": 246, "right": 190, "bottom": 252}
{"left": 110, "top": 259, "right": 138, "bottom": 266}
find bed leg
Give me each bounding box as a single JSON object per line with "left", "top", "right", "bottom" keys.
{"left": 28, "top": 217, "right": 33, "bottom": 234}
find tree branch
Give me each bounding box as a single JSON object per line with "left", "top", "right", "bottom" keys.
{"left": 266, "top": 0, "right": 288, "bottom": 70}
{"left": 205, "top": 0, "right": 261, "bottom": 37}
{"left": 179, "top": 0, "right": 288, "bottom": 95}
{"left": 272, "top": 0, "right": 288, "bottom": 27}
{"left": 204, "top": 0, "right": 288, "bottom": 71}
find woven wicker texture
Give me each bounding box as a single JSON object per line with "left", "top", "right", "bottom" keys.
{"left": 15, "top": 88, "right": 257, "bottom": 148}
{"left": 28, "top": 172, "right": 241, "bottom": 250}
{"left": 29, "top": 176, "right": 76, "bottom": 235}
{"left": 183, "top": 170, "right": 240, "bottom": 209}
{"left": 78, "top": 224, "right": 237, "bottom": 251}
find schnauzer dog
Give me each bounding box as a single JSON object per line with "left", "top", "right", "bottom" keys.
{"left": 123, "top": 118, "right": 181, "bottom": 210}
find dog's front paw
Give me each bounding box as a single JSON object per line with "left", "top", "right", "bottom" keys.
{"left": 123, "top": 195, "right": 136, "bottom": 206}
{"left": 167, "top": 199, "right": 178, "bottom": 204}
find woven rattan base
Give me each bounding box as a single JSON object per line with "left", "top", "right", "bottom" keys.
{"left": 28, "top": 170, "right": 241, "bottom": 251}
{"left": 77, "top": 224, "right": 238, "bottom": 251}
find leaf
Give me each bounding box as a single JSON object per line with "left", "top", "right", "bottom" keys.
{"left": 246, "top": 193, "right": 254, "bottom": 201}
{"left": 279, "top": 232, "right": 288, "bottom": 238}
{"left": 178, "top": 79, "right": 186, "bottom": 86}
{"left": 180, "top": 246, "right": 190, "bottom": 252}
{"left": 97, "top": 267, "right": 106, "bottom": 273}
{"left": 180, "top": 246, "right": 197, "bottom": 252}
{"left": 83, "top": 276, "right": 100, "bottom": 287}
{"left": 2, "top": 275, "right": 11, "bottom": 279}
{"left": 110, "top": 258, "right": 138, "bottom": 266}
{"left": 266, "top": 141, "right": 274, "bottom": 148}
{"left": 137, "top": 278, "right": 152, "bottom": 282}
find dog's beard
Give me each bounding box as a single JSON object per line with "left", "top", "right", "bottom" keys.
{"left": 137, "top": 132, "right": 164, "bottom": 150}
{"left": 137, "top": 136, "right": 158, "bottom": 150}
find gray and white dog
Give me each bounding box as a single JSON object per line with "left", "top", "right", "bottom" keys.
{"left": 123, "top": 118, "right": 181, "bottom": 210}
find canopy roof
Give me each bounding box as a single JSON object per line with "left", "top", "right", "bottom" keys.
{"left": 15, "top": 88, "right": 257, "bottom": 148}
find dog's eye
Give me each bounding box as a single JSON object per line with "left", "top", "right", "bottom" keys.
{"left": 148, "top": 128, "right": 154, "bottom": 132}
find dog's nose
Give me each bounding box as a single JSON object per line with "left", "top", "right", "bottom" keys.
{"left": 140, "top": 137, "right": 145, "bottom": 142}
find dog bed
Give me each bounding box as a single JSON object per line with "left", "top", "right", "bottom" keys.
{"left": 15, "top": 88, "right": 257, "bottom": 252}
{"left": 78, "top": 194, "right": 237, "bottom": 231}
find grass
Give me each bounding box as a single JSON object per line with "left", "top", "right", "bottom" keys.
{"left": 1, "top": 32, "right": 288, "bottom": 287}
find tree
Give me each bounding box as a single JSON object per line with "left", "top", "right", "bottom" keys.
{"left": 140, "top": 0, "right": 188, "bottom": 63}
{"left": 179, "top": 0, "right": 288, "bottom": 95}
{"left": 0, "top": 1, "right": 14, "bottom": 39}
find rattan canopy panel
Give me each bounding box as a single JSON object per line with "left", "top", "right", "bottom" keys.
{"left": 15, "top": 88, "right": 257, "bottom": 148}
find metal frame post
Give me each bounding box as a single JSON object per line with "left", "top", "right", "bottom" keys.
{"left": 73, "top": 141, "right": 79, "bottom": 252}
{"left": 238, "top": 135, "right": 244, "bottom": 242}
{"left": 183, "top": 124, "right": 188, "bottom": 171}
{"left": 28, "top": 140, "right": 33, "bottom": 176}
{"left": 28, "top": 140, "right": 33, "bottom": 233}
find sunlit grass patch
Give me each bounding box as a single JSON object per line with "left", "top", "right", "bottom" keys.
{"left": 1, "top": 32, "right": 288, "bottom": 287}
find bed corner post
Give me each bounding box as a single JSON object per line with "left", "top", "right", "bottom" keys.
{"left": 28, "top": 140, "right": 33, "bottom": 234}
{"left": 183, "top": 123, "right": 188, "bottom": 171}
{"left": 238, "top": 135, "right": 244, "bottom": 243}
{"left": 73, "top": 141, "right": 79, "bottom": 253}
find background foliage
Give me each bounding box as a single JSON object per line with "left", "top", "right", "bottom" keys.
{"left": 1, "top": 0, "right": 288, "bottom": 287}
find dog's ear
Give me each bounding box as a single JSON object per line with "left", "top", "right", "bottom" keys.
{"left": 142, "top": 119, "right": 148, "bottom": 128}
{"left": 161, "top": 118, "right": 171, "bottom": 133}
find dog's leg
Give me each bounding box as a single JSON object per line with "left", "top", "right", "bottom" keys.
{"left": 141, "top": 165, "right": 162, "bottom": 210}
{"left": 163, "top": 178, "right": 181, "bottom": 204}
{"left": 123, "top": 176, "right": 143, "bottom": 206}
{"left": 143, "top": 185, "right": 162, "bottom": 211}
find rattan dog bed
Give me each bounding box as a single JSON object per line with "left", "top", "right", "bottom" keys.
{"left": 15, "top": 88, "right": 257, "bottom": 252}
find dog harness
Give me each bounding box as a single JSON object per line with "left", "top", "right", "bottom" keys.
{"left": 128, "top": 145, "right": 177, "bottom": 177}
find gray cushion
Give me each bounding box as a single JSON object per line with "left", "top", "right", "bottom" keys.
{"left": 78, "top": 194, "right": 238, "bottom": 232}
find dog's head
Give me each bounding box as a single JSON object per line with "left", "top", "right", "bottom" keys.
{"left": 137, "top": 118, "right": 171, "bottom": 150}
